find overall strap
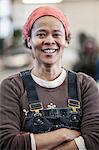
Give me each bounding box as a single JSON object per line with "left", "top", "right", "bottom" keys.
{"left": 67, "top": 71, "right": 80, "bottom": 112}
{"left": 20, "top": 70, "right": 79, "bottom": 107}
{"left": 20, "top": 70, "right": 39, "bottom": 104}
{"left": 68, "top": 70, "right": 78, "bottom": 100}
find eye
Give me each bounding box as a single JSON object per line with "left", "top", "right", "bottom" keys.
{"left": 53, "top": 33, "right": 62, "bottom": 38}
{"left": 36, "top": 33, "right": 46, "bottom": 38}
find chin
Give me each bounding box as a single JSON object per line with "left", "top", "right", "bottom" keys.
{"left": 43, "top": 62, "right": 55, "bottom": 67}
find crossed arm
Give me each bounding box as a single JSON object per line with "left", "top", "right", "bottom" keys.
{"left": 1, "top": 75, "right": 99, "bottom": 150}
{"left": 33, "top": 128, "right": 80, "bottom": 150}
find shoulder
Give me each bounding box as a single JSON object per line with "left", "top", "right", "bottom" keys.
{"left": 66, "top": 69, "right": 98, "bottom": 93}
{"left": 75, "top": 71, "right": 98, "bottom": 95}
{"left": 76, "top": 71, "right": 96, "bottom": 86}
{"left": 67, "top": 69, "right": 96, "bottom": 84}
{"left": 0, "top": 72, "right": 24, "bottom": 95}
{"left": 0, "top": 73, "right": 22, "bottom": 86}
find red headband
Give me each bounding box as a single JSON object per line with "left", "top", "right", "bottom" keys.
{"left": 23, "top": 6, "right": 69, "bottom": 41}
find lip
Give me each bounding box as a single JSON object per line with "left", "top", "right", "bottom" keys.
{"left": 41, "top": 48, "right": 58, "bottom": 53}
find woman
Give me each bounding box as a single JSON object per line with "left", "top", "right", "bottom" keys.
{"left": 0, "top": 6, "right": 99, "bottom": 150}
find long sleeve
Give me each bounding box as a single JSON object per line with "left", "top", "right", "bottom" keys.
{"left": 79, "top": 73, "right": 99, "bottom": 150}
{"left": 0, "top": 76, "right": 32, "bottom": 150}
{"left": 74, "top": 136, "right": 87, "bottom": 150}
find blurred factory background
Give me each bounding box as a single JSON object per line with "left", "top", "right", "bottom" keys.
{"left": 0, "top": 0, "right": 99, "bottom": 88}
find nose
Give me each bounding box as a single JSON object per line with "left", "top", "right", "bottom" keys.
{"left": 43, "top": 35, "right": 55, "bottom": 45}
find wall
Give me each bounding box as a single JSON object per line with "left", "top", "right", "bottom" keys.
{"left": 12, "top": 0, "right": 99, "bottom": 49}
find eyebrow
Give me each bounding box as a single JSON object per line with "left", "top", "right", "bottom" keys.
{"left": 36, "top": 29, "right": 46, "bottom": 32}
{"left": 36, "top": 29, "right": 63, "bottom": 33}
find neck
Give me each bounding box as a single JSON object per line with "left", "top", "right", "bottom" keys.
{"left": 32, "top": 64, "right": 63, "bottom": 81}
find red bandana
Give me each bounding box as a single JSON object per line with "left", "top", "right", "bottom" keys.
{"left": 23, "top": 6, "right": 70, "bottom": 41}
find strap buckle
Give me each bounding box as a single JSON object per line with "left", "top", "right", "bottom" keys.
{"left": 68, "top": 99, "right": 80, "bottom": 112}
{"left": 29, "top": 102, "right": 43, "bottom": 113}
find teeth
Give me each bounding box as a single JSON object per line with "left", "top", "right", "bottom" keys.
{"left": 43, "top": 49, "right": 56, "bottom": 53}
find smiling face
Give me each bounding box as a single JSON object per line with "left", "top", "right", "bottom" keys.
{"left": 29, "top": 16, "right": 67, "bottom": 67}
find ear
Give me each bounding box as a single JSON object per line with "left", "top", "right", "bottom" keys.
{"left": 27, "top": 37, "right": 35, "bottom": 59}
{"left": 27, "top": 37, "right": 32, "bottom": 49}
{"left": 67, "top": 32, "right": 71, "bottom": 44}
{"left": 65, "top": 41, "right": 68, "bottom": 48}
{"left": 31, "top": 51, "right": 36, "bottom": 59}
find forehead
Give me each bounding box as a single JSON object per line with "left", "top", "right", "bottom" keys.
{"left": 32, "top": 16, "right": 65, "bottom": 31}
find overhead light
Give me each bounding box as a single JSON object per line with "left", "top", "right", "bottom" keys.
{"left": 22, "top": 0, "right": 63, "bottom": 4}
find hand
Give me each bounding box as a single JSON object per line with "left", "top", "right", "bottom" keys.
{"left": 61, "top": 128, "right": 81, "bottom": 141}
{"left": 34, "top": 128, "right": 80, "bottom": 150}
{"left": 52, "top": 140, "right": 78, "bottom": 150}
